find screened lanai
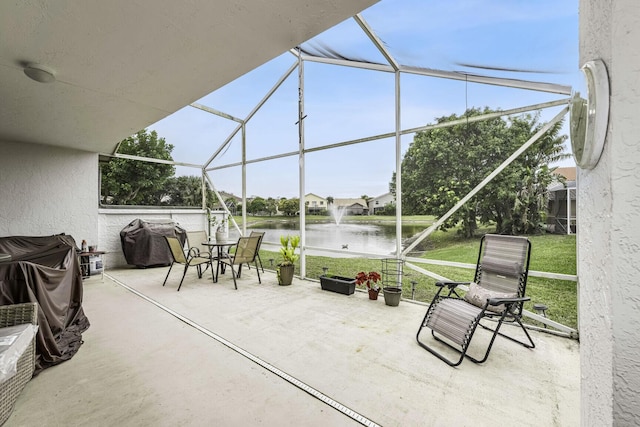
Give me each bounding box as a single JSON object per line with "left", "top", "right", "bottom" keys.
{"left": 6, "top": 0, "right": 640, "bottom": 425}
{"left": 99, "top": 1, "right": 581, "bottom": 337}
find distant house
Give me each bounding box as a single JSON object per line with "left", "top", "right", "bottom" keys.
{"left": 213, "top": 191, "right": 242, "bottom": 215}
{"left": 368, "top": 192, "right": 395, "bottom": 215}
{"left": 304, "top": 193, "right": 327, "bottom": 214}
{"left": 547, "top": 167, "right": 576, "bottom": 234}
{"left": 333, "top": 198, "right": 369, "bottom": 215}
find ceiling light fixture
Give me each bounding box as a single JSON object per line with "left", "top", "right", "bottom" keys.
{"left": 24, "top": 63, "right": 56, "bottom": 83}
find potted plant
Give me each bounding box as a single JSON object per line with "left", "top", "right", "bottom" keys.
{"left": 277, "top": 234, "right": 299, "bottom": 286}
{"left": 381, "top": 258, "right": 403, "bottom": 306}
{"left": 382, "top": 286, "right": 402, "bottom": 306}
{"left": 355, "top": 271, "right": 382, "bottom": 300}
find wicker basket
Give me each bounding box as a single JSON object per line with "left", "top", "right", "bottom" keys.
{"left": 0, "top": 303, "right": 38, "bottom": 426}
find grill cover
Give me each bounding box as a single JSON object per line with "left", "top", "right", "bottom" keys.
{"left": 0, "top": 234, "right": 90, "bottom": 373}
{"left": 120, "top": 219, "right": 186, "bottom": 267}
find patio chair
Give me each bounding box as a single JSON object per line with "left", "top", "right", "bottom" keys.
{"left": 247, "top": 231, "right": 265, "bottom": 273}
{"left": 216, "top": 235, "right": 261, "bottom": 289}
{"left": 185, "top": 230, "right": 212, "bottom": 278}
{"left": 163, "top": 236, "right": 213, "bottom": 291}
{"left": 416, "top": 234, "right": 535, "bottom": 366}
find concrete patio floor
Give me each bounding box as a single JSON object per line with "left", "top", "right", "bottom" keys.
{"left": 8, "top": 265, "right": 579, "bottom": 426}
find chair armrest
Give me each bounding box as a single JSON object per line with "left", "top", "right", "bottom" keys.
{"left": 188, "top": 247, "right": 200, "bottom": 258}
{"left": 487, "top": 296, "right": 530, "bottom": 306}
{"left": 435, "top": 281, "right": 470, "bottom": 298}
{"left": 435, "top": 281, "right": 469, "bottom": 289}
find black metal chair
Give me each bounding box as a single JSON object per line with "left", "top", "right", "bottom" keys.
{"left": 163, "top": 236, "right": 213, "bottom": 291}
{"left": 416, "top": 234, "right": 535, "bottom": 366}
{"left": 216, "top": 235, "right": 262, "bottom": 289}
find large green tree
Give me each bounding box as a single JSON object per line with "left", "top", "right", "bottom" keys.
{"left": 247, "top": 197, "right": 267, "bottom": 215}
{"left": 101, "top": 129, "right": 175, "bottom": 205}
{"left": 160, "top": 175, "right": 216, "bottom": 207}
{"left": 278, "top": 197, "right": 300, "bottom": 216}
{"left": 264, "top": 197, "right": 278, "bottom": 216}
{"left": 393, "top": 108, "right": 567, "bottom": 237}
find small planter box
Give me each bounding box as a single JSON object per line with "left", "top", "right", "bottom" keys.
{"left": 320, "top": 275, "right": 356, "bottom": 295}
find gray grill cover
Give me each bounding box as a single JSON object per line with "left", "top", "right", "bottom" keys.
{"left": 120, "top": 219, "right": 186, "bottom": 267}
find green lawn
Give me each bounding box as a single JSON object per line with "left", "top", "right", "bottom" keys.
{"left": 253, "top": 216, "right": 578, "bottom": 330}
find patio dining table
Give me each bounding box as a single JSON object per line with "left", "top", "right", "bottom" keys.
{"left": 202, "top": 239, "right": 237, "bottom": 283}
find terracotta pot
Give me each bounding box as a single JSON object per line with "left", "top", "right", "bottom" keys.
{"left": 368, "top": 288, "right": 379, "bottom": 300}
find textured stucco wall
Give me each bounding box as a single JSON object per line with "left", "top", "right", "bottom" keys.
{"left": 579, "top": 1, "right": 640, "bottom": 425}
{"left": 99, "top": 209, "right": 221, "bottom": 268}
{"left": 0, "top": 140, "right": 98, "bottom": 245}
{"left": 0, "top": 139, "right": 220, "bottom": 270}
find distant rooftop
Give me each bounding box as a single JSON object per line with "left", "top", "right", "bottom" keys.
{"left": 553, "top": 166, "right": 576, "bottom": 181}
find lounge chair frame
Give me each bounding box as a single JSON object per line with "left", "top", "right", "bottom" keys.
{"left": 416, "top": 234, "right": 535, "bottom": 366}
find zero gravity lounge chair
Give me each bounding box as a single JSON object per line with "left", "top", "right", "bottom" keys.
{"left": 416, "top": 234, "right": 535, "bottom": 366}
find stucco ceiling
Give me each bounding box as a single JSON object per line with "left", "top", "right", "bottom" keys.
{"left": 0, "top": 0, "right": 377, "bottom": 153}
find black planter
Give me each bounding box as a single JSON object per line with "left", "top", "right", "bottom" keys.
{"left": 320, "top": 275, "right": 356, "bottom": 295}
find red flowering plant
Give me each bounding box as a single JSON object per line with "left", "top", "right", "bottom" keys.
{"left": 355, "top": 271, "right": 382, "bottom": 292}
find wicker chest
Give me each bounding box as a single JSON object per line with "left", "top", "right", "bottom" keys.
{"left": 0, "top": 303, "right": 38, "bottom": 426}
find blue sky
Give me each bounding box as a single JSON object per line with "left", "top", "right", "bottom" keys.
{"left": 149, "top": 0, "right": 580, "bottom": 200}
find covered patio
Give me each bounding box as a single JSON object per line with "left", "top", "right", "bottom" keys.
{"left": 9, "top": 268, "right": 579, "bottom": 426}
{"left": 2, "top": 1, "right": 640, "bottom": 424}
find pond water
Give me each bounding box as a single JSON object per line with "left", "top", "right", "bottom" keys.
{"left": 229, "top": 220, "right": 426, "bottom": 256}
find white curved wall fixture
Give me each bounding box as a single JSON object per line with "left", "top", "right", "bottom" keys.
{"left": 570, "top": 59, "right": 610, "bottom": 169}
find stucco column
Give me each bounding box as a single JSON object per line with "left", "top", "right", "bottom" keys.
{"left": 579, "top": 1, "right": 640, "bottom": 425}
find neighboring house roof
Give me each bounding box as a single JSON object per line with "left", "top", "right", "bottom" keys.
{"left": 212, "top": 191, "right": 242, "bottom": 209}
{"left": 548, "top": 167, "right": 576, "bottom": 199}
{"left": 553, "top": 167, "right": 576, "bottom": 181}
{"left": 548, "top": 182, "right": 576, "bottom": 192}
{"left": 370, "top": 192, "right": 394, "bottom": 203}
{"left": 218, "top": 191, "right": 241, "bottom": 201}
{"left": 333, "top": 198, "right": 368, "bottom": 208}
{"left": 549, "top": 166, "right": 576, "bottom": 192}
{"left": 305, "top": 192, "right": 325, "bottom": 199}
{"left": 368, "top": 192, "right": 394, "bottom": 212}
{"left": 305, "top": 193, "right": 327, "bottom": 205}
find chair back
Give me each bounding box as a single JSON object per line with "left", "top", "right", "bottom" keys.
{"left": 233, "top": 235, "right": 260, "bottom": 264}
{"left": 249, "top": 231, "right": 265, "bottom": 249}
{"left": 186, "top": 230, "right": 210, "bottom": 256}
{"left": 165, "top": 236, "right": 188, "bottom": 264}
{"left": 475, "top": 234, "right": 531, "bottom": 299}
